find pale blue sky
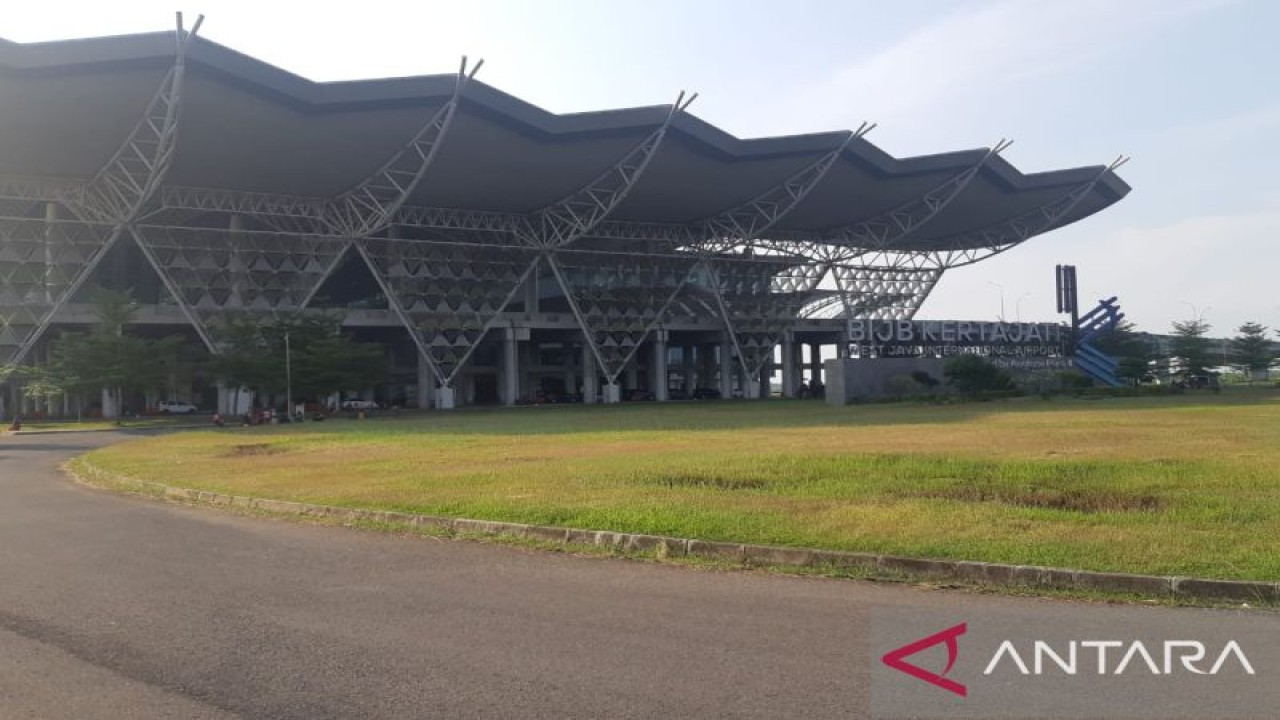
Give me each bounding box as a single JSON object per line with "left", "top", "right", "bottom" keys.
{"left": 8, "top": 0, "right": 1279, "bottom": 335}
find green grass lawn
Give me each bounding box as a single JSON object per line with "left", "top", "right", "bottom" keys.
{"left": 76, "top": 389, "right": 1280, "bottom": 581}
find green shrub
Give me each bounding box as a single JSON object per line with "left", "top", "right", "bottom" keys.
{"left": 943, "top": 355, "right": 1014, "bottom": 396}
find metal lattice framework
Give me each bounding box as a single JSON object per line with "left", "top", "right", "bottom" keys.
{"left": 700, "top": 258, "right": 830, "bottom": 382}
{"left": 361, "top": 236, "right": 539, "bottom": 385}
{"left": 0, "top": 21, "right": 1130, "bottom": 405}
{"left": 522, "top": 92, "right": 696, "bottom": 250}
{"left": 544, "top": 250, "right": 698, "bottom": 383}
{"left": 1, "top": 13, "right": 203, "bottom": 365}
{"left": 830, "top": 266, "right": 942, "bottom": 321}
{"left": 136, "top": 56, "right": 484, "bottom": 361}
{"left": 845, "top": 156, "right": 1131, "bottom": 273}
{"left": 682, "top": 126, "right": 869, "bottom": 385}
{"left": 326, "top": 58, "right": 484, "bottom": 239}
{"left": 697, "top": 124, "right": 868, "bottom": 256}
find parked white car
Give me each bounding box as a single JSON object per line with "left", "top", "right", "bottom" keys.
{"left": 155, "top": 400, "right": 199, "bottom": 414}
{"left": 340, "top": 399, "right": 379, "bottom": 410}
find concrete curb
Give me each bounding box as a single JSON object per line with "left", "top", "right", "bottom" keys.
{"left": 73, "top": 465, "right": 1279, "bottom": 604}
{"left": 7, "top": 424, "right": 210, "bottom": 436}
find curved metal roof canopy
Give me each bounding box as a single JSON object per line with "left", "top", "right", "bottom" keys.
{"left": 0, "top": 28, "right": 1129, "bottom": 251}
{"left": 0, "top": 20, "right": 1130, "bottom": 388}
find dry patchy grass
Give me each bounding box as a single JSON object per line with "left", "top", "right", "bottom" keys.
{"left": 79, "top": 390, "right": 1280, "bottom": 580}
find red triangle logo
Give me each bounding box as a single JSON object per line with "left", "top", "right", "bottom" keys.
{"left": 881, "top": 622, "right": 968, "bottom": 697}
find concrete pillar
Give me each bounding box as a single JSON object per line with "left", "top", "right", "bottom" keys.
{"left": 782, "top": 334, "right": 797, "bottom": 397}
{"left": 436, "top": 386, "right": 456, "bottom": 410}
{"left": 651, "top": 331, "right": 668, "bottom": 401}
{"left": 520, "top": 339, "right": 535, "bottom": 401}
{"left": 582, "top": 342, "right": 598, "bottom": 404}
{"left": 101, "top": 387, "right": 118, "bottom": 419}
{"left": 416, "top": 354, "right": 434, "bottom": 409}
{"left": 836, "top": 340, "right": 849, "bottom": 359}
{"left": 502, "top": 327, "right": 519, "bottom": 406}
{"left": 719, "top": 341, "right": 734, "bottom": 398}
{"left": 810, "top": 343, "right": 823, "bottom": 384}
{"left": 602, "top": 382, "right": 621, "bottom": 404}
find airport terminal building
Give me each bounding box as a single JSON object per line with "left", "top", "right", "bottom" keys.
{"left": 0, "top": 20, "right": 1129, "bottom": 413}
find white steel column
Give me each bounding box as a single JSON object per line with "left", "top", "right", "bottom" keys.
{"left": 782, "top": 334, "right": 798, "bottom": 398}
{"left": 502, "top": 326, "right": 519, "bottom": 406}
{"left": 651, "top": 330, "right": 668, "bottom": 401}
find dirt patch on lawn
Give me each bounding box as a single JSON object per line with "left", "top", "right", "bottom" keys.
{"left": 222, "top": 443, "right": 289, "bottom": 458}
{"left": 907, "top": 485, "right": 1165, "bottom": 513}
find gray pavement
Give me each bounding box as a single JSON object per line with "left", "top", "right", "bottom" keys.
{"left": 0, "top": 432, "right": 1276, "bottom": 719}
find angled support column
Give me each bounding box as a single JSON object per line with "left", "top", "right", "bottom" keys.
{"left": 326, "top": 57, "right": 483, "bottom": 238}
{"left": 851, "top": 157, "right": 1130, "bottom": 272}
{"left": 8, "top": 13, "right": 202, "bottom": 367}
{"left": 522, "top": 92, "right": 694, "bottom": 250}
{"left": 926, "top": 157, "right": 1131, "bottom": 269}
{"left": 695, "top": 127, "right": 865, "bottom": 386}
{"left": 534, "top": 94, "right": 697, "bottom": 391}
{"left": 302, "top": 57, "right": 482, "bottom": 311}
{"left": 822, "top": 139, "right": 1011, "bottom": 262}
{"left": 698, "top": 126, "right": 865, "bottom": 255}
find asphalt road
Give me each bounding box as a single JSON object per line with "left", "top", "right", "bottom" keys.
{"left": 1, "top": 432, "right": 1276, "bottom": 719}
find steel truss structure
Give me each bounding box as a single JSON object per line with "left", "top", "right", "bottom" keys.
{"left": 0, "top": 20, "right": 1130, "bottom": 404}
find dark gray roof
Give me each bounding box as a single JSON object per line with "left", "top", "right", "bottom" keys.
{"left": 0, "top": 31, "right": 1130, "bottom": 248}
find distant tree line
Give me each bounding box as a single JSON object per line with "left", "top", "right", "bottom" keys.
{"left": 1095, "top": 317, "right": 1278, "bottom": 384}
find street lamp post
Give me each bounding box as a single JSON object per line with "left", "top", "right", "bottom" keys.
{"left": 987, "top": 281, "right": 1006, "bottom": 321}
{"left": 1015, "top": 292, "right": 1031, "bottom": 323}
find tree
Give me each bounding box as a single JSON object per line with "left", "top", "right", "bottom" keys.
{"left": 207, "top": 311, "right": 387, "bottom": 411}
{"left": 943, "top": 355, "right": 1014, "bottom": 396}
{"left": 1169, "top": 318, "right": 1212, "bottom": 379}
{"left": 33, "top": 290, "right": 195, "bottom": 419}
{"left": 1230, "top": 322, "right": 1273, "bottom": 381}
{"left": 1093, "top": 320, "right": 1156, "bottom": 385}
